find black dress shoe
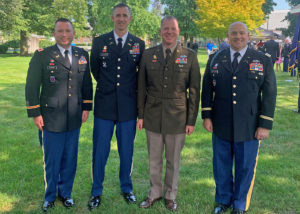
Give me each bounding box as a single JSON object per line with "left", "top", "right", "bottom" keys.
{"left": 232, "top": 209, "right": 245, "bottom": 214}
{"left": 88, "top": 195, "right": 101, "bottom": 210}
{"left": 214, "top": 204, "right": 230, "bottom": 214}
{"left": 58, "top": 195, "right": 74, "bottom": 208}
{"left": 42, "top": 201, "right": 55, "bottom": 212}
{"left": 122, "top": 192, "right": 137, "bottom": 204}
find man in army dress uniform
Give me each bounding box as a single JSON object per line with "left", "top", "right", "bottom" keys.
{"left": 264, "top": 35, "right": 280, "bottom": 66}
{"left": 88, "top": 3, "right": 145, "bottom": 209}
{"left": 137, "top": 16, "right": 200, "bottom": 211}
{"left": 25, "top": 18, "right": 93, "bottom": 212}
{"left": 201, "top": 22, "right": 277, "bottom": 214}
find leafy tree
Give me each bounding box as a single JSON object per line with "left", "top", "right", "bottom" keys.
{"left": 1, "top": 0, "right": 89, "bottom": 55}
{"left": 281, "top": 0, "right": 300, "bottom": 37}
{"left": 0, "top": 0, "right": 23, "bottom": 33}
{"left": 195, "top": 0, "right": 265, "bottom": 39}
{"left": 262, "top": 0, "right": 277, "bottom": 18}
{"left": 162, "top": 0, "right": 200, "bottom": 45}
{"left": 88, "top": 0, "right": 160, "bottom": 38}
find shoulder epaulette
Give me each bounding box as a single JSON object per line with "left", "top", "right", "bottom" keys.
{"left": 94, "top": 34, "right": 100, "bottom": 38}
{"left": 265, "top": 53, "right": 271, "bottom": 58}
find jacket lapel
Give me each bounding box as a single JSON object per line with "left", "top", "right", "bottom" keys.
{"left": 49, "top": 45, "right": 69, "bottom": 70}
{"left": 154, "top": 45, "right": 165, "bottom": 66}
{"left": 234, "top": 48, "right": 252, "bottom": 74}
{"left": 107, "top": 31, "right": 118, "bottom": 55}
{"left": 219, "top": 48, "right": 232, "bottom": 73}
{"left": 72, "top": 47, "right": 79, "bottom": 71}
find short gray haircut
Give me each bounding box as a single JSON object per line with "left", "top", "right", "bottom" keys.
{"left": 228, "top": 21, "right": 248, "bottom": 32}
{"left": 161, "top": 15, "right": 178, "bottom": 28}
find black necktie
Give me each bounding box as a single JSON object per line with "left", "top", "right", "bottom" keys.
{"left": 165, "top": 48, "right": 171, "bottom": 65}
{"left": 64, "top": 50, "right": 71, "bottom": 68}
{"left": 117, "top": 38, "right": 123, "bottom": 50}
{"left": 232, "top": 52, "right": 240, "bottom": 72}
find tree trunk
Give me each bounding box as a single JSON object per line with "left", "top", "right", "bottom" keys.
{"left": 20, "top": 30, "right": 29, "bottom": 56}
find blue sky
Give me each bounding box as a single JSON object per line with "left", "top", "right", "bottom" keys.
{"left": 274, "top": 0, "right": 290, "bottom": 10}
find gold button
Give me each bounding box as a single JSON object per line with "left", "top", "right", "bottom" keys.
{"left": 45, "top": 104, "right": 48, "bottom": 107}
{"left": 69, "top": 78, "right": 72, "bottom": 81}
{"left": 117, "top": 83, "right": 120, "bottom": 86}
{"left": 117, "top": 66, "right": 120, "bottom": 70}
{"left": 69, "top": 86, "right": 72, "bottom": 89}
{"left": 117, "top": 74, "right": 120, "bottom": 78}
{"left": 164, "top": 76, "right": 168, "bottom": 80}
{"left": 233, "top": 76, "right": 237, "bottom": 80}
{"left": 233, "top": 84, "right": 236, "bottom": 88}
{"left": 164, "top": 85, "right": 167, "bottom": 88}
{"left": 51, "top": 71, "right": 54, "bottom": 73}
{"left": 118, "top": 58, "right": 121, "bottom": 61}
{"left": 255, "top": 76, "right": 258, "bottom": 79}
{"left": 233, "top": 93, "right": 236, "bottom": 96}
{"left": 69, "top": 94, "right": 72, "bottom": 97}
{"left": 69, "top": 71, "right": 72, "bottom": 74}
{"left": 233, "top": 101, "right": 237, "bottom": 104}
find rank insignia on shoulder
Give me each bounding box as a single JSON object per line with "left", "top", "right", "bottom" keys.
{"left": 78, "top": 56, "right": 87, "bottom": 64}
{"left": 95, "top": 34, "right": 100, "bottom": 38}
{"left": 38, "top": 48, "right": 44, "bottom": 52}
{"left": 265, "top": 53, "right": 271, "bottom": 57}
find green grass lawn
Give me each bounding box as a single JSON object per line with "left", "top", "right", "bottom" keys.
{"left": 0, "top": 49, "right": 299, "bottom": 214}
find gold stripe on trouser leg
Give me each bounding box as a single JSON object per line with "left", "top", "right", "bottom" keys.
{"left": 41, "top": 130, "right": 47, "bottom": 191}
{"left": 129, "top": 133, "right": 137, "bottom": 177}
{"left": 91, "top": 164, "right": 93, "bottom": 182}
{"left": 245, "top": 140, "right": 261, "bottom": 211}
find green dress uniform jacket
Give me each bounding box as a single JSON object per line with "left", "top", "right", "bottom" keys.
{"left": 201, "top": 48, "right": 277, "bottom": 142}
{"left": 25, "top": 45, "right": 93, "bottom": 132}
{"left": 138, "top": 44, "right": 201, "bottom": 134}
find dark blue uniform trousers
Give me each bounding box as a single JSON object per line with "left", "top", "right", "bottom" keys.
{"left": 283, "top": 57, "right": 289, "bottom": 72}
{"left": 91, "top": 117, "right": 136, "bottom": 196}
{"left": 212, "top": 134, "right": 260, "bottom": 211}
{"left": 40, "top": 128, "right": 80, "bottom": 202}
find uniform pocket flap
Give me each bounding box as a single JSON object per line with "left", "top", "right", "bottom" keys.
{"left": 41, "top": 97, "right": 58, "bottom": 108}
{"left": 146, "top": 95, "right": 155, "bottom": 104}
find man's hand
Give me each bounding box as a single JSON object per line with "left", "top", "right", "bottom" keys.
{"left": 137, "top": 119, "right": 143, "bottom": 130}
{"left": 203, "top": 118, "right": 213, "bottom": 132}
{"left": 255, "top": 127, "right": 270, "bottom": 140}
{"left": 186, "top": 125, "right": 195, "bottom": 135}
{"left": 33, "top": 115, "right": 44, "bottom": 131}
{"left": 82, "top": 110, "right": 89, "bottom": 123}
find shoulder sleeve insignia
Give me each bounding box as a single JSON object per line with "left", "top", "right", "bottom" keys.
{"left": 265, "top": 53, "right": 271, "bottom": 58}
{"left": 38, "top": 48, "right": 44, "bottom": 52}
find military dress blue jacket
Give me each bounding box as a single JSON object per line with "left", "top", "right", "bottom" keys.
{"left": 90, "top": 31, "right": 145, "bottom": 121}
{"left": 201, "top": 47, "right": 277, "bottom": 142}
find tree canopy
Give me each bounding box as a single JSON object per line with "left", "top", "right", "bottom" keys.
{"left": 162, "top": 0, "right": 200, "bottom": 42}
{"left": 88, "top": 0, "right": 160, "bottom": 38}
{"left": 195, "top": 0, "right": 266, "bottom": 39}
